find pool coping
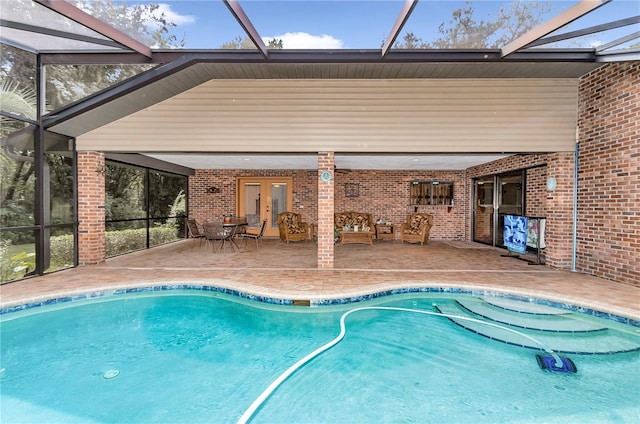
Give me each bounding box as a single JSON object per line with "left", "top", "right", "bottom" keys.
{"left": 2, "top": 279, "right": 638, "bottom": 328}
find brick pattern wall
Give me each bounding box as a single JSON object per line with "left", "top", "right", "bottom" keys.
{"left": 318, "top": 153, "right": 334, "bottom": 268}
{"left": 77, "top": 152, "right": 105, "bottom": 265}
{"left": 466, "top": 153, "right": 576, "bottom": 269}
{"left": 188, "top": 169, "right": 317, "bottom": 224}
{"left": 577, "top": 62, "right": 639, "bottom": 286}
{"left": 189, "top": 167, "right": 469, "bottom": 244}
{"left": 334, "top": 170, "right": 467, "bottom": 240}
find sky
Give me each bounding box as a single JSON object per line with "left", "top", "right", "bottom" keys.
{"left": 130, "top": 0, "right": 639, "bottom": 50}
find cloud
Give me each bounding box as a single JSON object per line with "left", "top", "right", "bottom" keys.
{"left": 143, "top": 3, "right": 196, "bottom": 28}
{"left": 263, "top": 32, "right": 344, "bottom": 49}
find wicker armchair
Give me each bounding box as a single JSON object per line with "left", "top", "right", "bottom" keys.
{"left": 400, "top": 213, "right": 433, "bottom": 245}
{"left": 277, "top": 212, "right": 309, "bottom": 243}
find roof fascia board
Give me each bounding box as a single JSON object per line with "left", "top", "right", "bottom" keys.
{"left": 39, "top": 48, "right": 597, "bottom": 67}
{"left": 32, "top": 45, "right": 611, "bottom": 66}
{"left": 0, "top": 19, "right": 123, "bottom": 50}
{"left": 33, "top": 0, "right": 152, "bottom": 58}
{"left": 223, "top": 0, "right": 268, "bottom": 58}
{"left": 381, "top": 0, "right": 419, "bottom": 58}
{"left": 596, "top": 49, "right": 640, "bottom": 62}
{"left": 501, "top": 0, "right": 611, "bottom": 57}
{"left": 163, "top": 48, "right": 595, "bottom": 62}
{"left": 528, "top": 16, "right": 640, "bottom": 48}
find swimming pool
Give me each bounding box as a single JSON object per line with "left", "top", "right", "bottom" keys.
{"left": 1, "top": 288, "right": 639, "bottom": 423}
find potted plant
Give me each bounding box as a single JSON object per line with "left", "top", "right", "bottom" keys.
{"left": 223, "top": 213, "right": 233, "bottom": 223}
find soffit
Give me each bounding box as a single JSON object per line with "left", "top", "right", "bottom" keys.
{"left": 46, "top": 59, "right": 601, "bottom": 138}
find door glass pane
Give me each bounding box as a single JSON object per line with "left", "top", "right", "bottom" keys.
{"left": 497, "top": 173, "right": 524, "bottom": 247}
{"left": 473, "top": 178, "right": 494, "bottom": 244}
{"left": 244, "top": 183, "right": 261, "bottom": 229}
{"left": 271, "top": 183, "right": 287, "bottom": 230}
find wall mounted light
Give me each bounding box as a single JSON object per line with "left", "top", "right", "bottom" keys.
{"left": 546, "top": 177, "right": 557, "bottom": 191}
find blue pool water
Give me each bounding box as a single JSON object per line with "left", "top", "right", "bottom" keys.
{"left": 1, "top": 290, "right": 639, "bottom": 423}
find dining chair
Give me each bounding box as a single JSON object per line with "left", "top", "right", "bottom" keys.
{"left": 203, "top": 222, "right": 228, "bottom": 253}
{"left": 186, "top": 219, "right": 206, "bottom": 249}
{"left": 239, "top": 219, "right": 267, "bottom": 250}
{"left": 221, "top": 223, "right": 239, "bottom": 252}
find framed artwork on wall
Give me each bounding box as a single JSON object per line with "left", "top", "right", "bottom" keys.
{"left": 345, "top": 183, "right": 359, "bottom": 197}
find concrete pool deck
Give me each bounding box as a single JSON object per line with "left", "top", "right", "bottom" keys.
{"left": 1, "top": 239, "right": 638, "bottom": 320}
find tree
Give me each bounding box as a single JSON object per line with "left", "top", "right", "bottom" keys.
{"left": 394, "top": 1, "right": 551, "bottom": 49}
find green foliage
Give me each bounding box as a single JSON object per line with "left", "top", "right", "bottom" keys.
{"left": 0, "top": 239, "right": 35, "bottom": 282}
{"left": 106, "top": 226, "right": 179, "bottom": 257}
{"left": 49, "top": 234, "right": 75, "bottom": 268}
{"left": 169, "top": 190, "right": 186, "bottom": 218}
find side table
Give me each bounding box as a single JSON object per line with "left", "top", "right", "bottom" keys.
{"left": 375, "top": 224, "right": 395, "bottom": 241}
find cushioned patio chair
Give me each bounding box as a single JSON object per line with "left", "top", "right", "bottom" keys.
{"left": 400, "top": 213, "right": 433, "bottom": 245}
{"left": 277, "top": 212, "right": 309, "bottom": 243}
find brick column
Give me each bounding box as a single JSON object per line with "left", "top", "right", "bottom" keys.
{"left": 77, "top": 152, "right": 106, "bottom": 265}
{"left": 317, "top": 152, "right": 335, "bottom": 269}
{"left": 544, "top": 152, "right": 575, "bottom": 270}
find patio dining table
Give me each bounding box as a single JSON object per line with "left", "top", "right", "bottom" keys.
{"left": 204, "top": 218, "right": 248, "bottom": 252}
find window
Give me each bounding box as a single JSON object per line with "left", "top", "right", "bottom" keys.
{"left": 410, "top": 181, "right": 454, "bottom": 205}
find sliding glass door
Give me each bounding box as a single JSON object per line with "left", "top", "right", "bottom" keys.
{"left": 473, "top": 171, "right": 524, "bottom": 247}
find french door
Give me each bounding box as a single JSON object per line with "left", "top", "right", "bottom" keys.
{"left": 237, "top": 177, "right": 293, "bottom": 238}
{"left": 473, "top": 171, "right": 524, "bottom": 247}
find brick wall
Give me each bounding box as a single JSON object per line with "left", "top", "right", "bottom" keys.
{"left": 189, "top": 169, "right": 317, "bottom": 224}
{"left": 77, "top": 152, "right": 105, "bottom": 265}
{"left": 577, "top": 62, "right": 639, "bottom": 286}
{"left": 189, "top": 167, "right": 469, "bottom": 243}
{"left": 334, "top": 170, "right": 467, "bottom": 240}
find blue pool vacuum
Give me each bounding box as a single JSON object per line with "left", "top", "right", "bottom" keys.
{"left": 536, "top": 354, "right": 577, "bottom": 373}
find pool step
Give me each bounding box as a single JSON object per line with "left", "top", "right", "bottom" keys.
{"left": 434, "top": 300, "right": 640, "bottom": 355}
{"left": 456, "top": 298, "right": 607, "bottom": 333}
{"left": 481, "top": 297, "right": 571, "bottom": 315}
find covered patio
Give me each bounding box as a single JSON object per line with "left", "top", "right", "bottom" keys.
{"left": 1, "top": 0, "right": 638, "bottom": 290}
